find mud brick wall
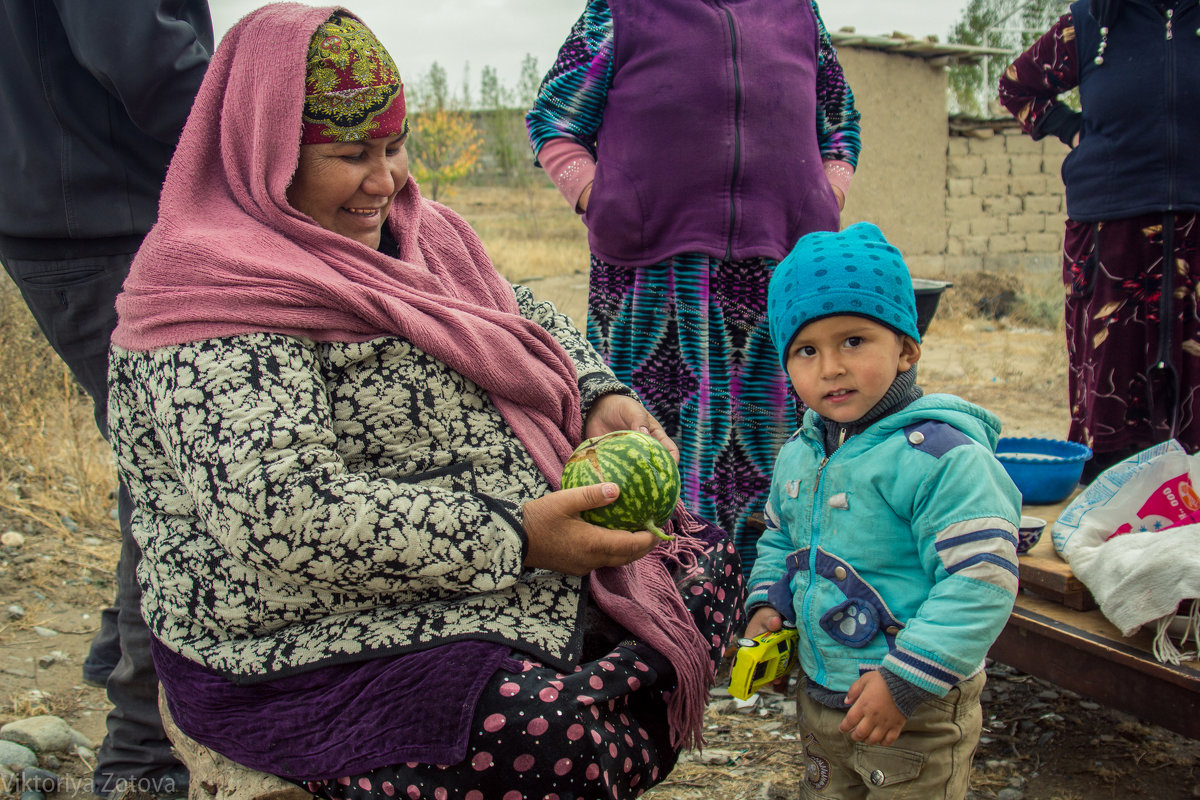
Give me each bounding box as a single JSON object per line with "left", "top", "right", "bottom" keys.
{"left": 942, "top": 127, "right": 1070, "bottom": 276}
{"left": 825, "top": 41, "right": 1072, "bottom": 280}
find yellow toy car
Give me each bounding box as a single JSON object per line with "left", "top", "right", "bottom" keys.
{"left": 729, "top": 625, "right": 799, "bottom": 700}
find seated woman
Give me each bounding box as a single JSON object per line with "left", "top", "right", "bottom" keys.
{"left": 107, "top": 4, "right": 744, "bottom": 798}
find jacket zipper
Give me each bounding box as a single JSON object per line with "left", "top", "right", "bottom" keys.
{"left": 805, "top": 437, "right": 836, "bottom": 684}
{"left": 715, "top": 0, "right": 743, "bottom": 261}
{"left": 811, "top": 454, "right": 830, "bottom": 495}
{"left": 1165, "top": 7, "right": 1177, "bottom": 209}
{"left": 811, "top": 429, "right": 846, "bottom": 494}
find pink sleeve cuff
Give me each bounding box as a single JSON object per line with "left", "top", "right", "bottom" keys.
{"left": 536, "top": 138, "right": 597, "bottom": 213}
{"left": 823, "top": 159, "right": 854, "bottom": 202}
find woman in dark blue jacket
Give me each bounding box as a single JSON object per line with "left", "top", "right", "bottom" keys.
{"left": 999, "top": 0, "right": 1200, "bottom": 480}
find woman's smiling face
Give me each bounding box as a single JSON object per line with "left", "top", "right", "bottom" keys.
{"left": 286, "top": 132, "right": 409, "bottom": 249}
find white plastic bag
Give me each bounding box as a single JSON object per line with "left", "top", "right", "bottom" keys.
{"left": 1053, "top": 440, "right": 1198, "bottom": 554}
{"left": 1050, "top": 440, "right": 1200, "bottom": 663}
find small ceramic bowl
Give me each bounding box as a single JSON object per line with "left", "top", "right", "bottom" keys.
{"left": 1017, "top": 515, "right": 1046, "bottom": 554}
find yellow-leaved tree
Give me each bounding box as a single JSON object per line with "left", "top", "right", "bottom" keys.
{"left": 408, "top": 109, "right": 482, "bottom": 201}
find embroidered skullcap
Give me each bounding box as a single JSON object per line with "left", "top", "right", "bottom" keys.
{"left": 301, "top": 12, "right": 407, "bottom": 144}
{"left": 768, "top": 222, "right": 920, "bottom": 369}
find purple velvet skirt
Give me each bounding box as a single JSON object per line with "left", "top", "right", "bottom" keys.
{"left": 156, "top": 529, "right": 745, "bottom": 799}
{"left": 300, "top": 534, "right": 744, "bottom": 799}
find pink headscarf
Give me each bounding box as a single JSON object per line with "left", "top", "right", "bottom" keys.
{"left": 113, "top": 3, "right": 711, "bottom": 749}
{"left": 113, "top": 3, "right": 580, "bottom": 477}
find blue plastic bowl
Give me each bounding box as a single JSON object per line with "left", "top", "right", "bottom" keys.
{"left": 995, "top": 437, "right": 1093, "bottom": 505}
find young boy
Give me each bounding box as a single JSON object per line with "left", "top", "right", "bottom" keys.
{"left": 746, "top": 222, "right": 1021, "bottom": 798}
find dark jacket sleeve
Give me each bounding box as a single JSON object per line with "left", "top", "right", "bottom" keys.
{"left": 52, "top": 0, "right": 213, "bottom": 143}
{"left": 997, "top": 14, "right": 1081, "bottom": 147}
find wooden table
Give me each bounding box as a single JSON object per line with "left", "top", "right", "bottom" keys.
{"left": 987, "top": 497, "right": 1200, "bottom": 739}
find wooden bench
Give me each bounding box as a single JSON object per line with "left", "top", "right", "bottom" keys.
{"left": 988, "top": 496, "right": 1200, "bottom": 740}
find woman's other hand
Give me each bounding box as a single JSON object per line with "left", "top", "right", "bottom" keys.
{"left": 584, "top": 393, "right": 680, "bottom": 462}
{"left": 523, "top": 483, "right": 658, "bottom": 575}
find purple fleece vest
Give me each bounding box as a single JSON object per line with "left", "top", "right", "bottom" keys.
{"left": 586, "top": 0, "right": 840, "bottom": 266}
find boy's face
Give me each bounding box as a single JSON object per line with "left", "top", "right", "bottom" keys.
{"left": 785, "top": 315, "right": 921, "bottom": 424}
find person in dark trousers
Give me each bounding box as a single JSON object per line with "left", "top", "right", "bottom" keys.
{"left": 0, "top": 1, "right": 212, "bottom": 796}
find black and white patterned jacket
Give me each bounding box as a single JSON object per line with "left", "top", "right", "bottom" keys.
{"left": 108, "top": 285, "right": 629, "bottom": 681}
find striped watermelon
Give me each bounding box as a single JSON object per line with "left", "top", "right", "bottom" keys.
{"left": 560, "top": 429, "right": 681, "bottom": 541}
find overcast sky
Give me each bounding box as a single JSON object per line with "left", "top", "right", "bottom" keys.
{"left": 210, "top": 0, "right": 976, "bottom": 94}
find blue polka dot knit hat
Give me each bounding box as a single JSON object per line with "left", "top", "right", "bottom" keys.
{"left": 768, "top": 222, "right": 920, "bottom": 369}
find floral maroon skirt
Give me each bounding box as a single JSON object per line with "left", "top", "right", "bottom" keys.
{"left": 1063, "top": 212, "right": 1200, "bottom": 464}
{"left": 301, "top": 535, "right": 745, "bottom": 800}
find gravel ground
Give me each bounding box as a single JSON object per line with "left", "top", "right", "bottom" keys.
{"left": 646, "top": 659, "right": 1200, "bottom": 800}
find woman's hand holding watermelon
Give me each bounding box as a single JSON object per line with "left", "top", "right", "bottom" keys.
{"left": 522, "top": 482, "right": 658, "bottom": 575}
{"left": 583, "top": 393, "right": 679, "bottom": 463}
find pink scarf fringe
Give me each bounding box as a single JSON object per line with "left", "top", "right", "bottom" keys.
{"left": 590, "top": 502, "right": 715, "bottom": 749}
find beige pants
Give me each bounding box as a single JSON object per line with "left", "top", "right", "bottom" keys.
{"left": 796, "top": 671, "right": 985, "bottom": 800}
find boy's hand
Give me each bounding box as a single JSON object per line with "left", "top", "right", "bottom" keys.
{"left": 726, "top": 606, "right": 781, "bottom": 659}
{"left": 838, "top": 671, "right": 906, "bottom": 746}
{"left": 734, "top": 607, "right": 792, "bottom": 693}
{"left": 744, "top": 606, "right": 784, "bottom": 640}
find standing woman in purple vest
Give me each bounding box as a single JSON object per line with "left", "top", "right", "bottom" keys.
{"left": 999, "top": 0, "right": 1200, "bottom": 480}
{"left": 527, "top": 0, "right": 861, "bottom": 575}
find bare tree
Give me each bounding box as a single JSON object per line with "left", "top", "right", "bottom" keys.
{"left": 407, "top": 61, "right": 451, "bottom": 112}
{"left": 949, "top": 0, "right": 1065, "bottom": 115}
{"left": 516, "top": 53, "right": 542, "bottom": 111}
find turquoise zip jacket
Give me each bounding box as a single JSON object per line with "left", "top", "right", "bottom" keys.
{"left": 746, "top": 394, "right": 1021, "bottom": 697}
